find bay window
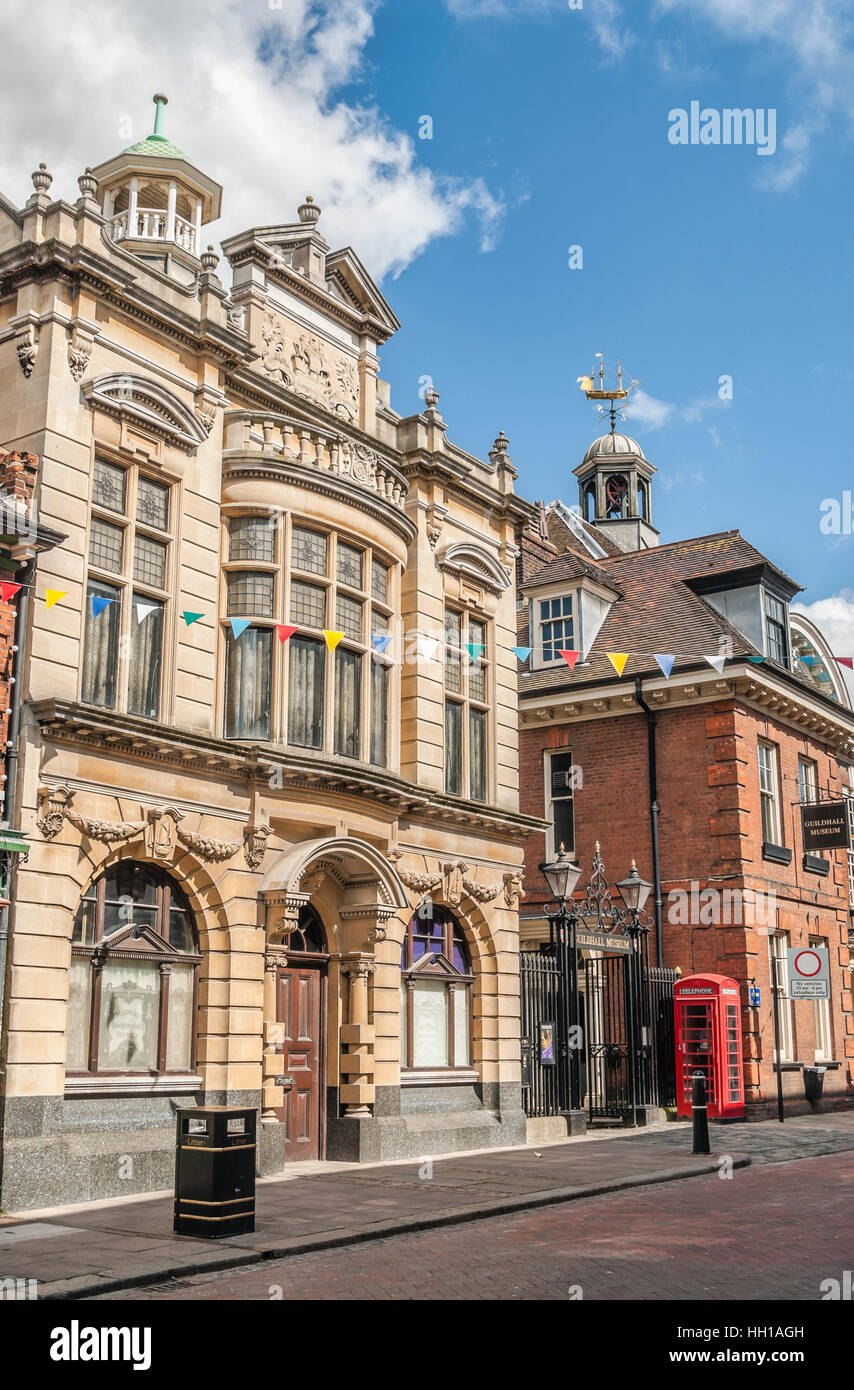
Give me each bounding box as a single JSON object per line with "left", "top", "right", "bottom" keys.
{"left": 82, "top": 458, "right": 172, "bottom": 719}
{"left": 67, "top": 863, "right": 200, "bottom": 1079}
{"left": 222, "top": 511, "right": 395, "bottom": 765}
{"left": 400, "top": 905, "right": 473, "bottom": 1072}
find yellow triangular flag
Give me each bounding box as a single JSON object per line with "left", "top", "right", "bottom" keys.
{"left": 607, "top": 652, "right": 629, "bottom": 677}
{"left": 324, "top": 630, "right": 344, "bottom": 652}
{"left": 45, "top": 589, "right": 66, "bottom": 610}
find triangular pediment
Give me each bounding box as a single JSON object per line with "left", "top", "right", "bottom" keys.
{"left": 410, "top": 951, "right": 459, "bottom": 977}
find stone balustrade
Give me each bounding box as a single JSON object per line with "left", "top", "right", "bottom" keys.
{"left": 108, "top": 208, "right": 198, "bottom": 254}
{"left": 223, "top": 410, "right": 409, "bottom": 512}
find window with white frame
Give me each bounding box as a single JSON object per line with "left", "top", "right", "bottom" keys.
{"left": 546, "top": 750, "right": 576, "bottom": 857}
{"left": 758, "top": 741, "right": 783, "bottom": 846}
{"left": 444, "top": 607, "right": 489, "bottom": 802}
{"left": 809, "top": 935, "right": 833, "bottom": 1061}
{"left": 538, "top": 595, "right": 575, "bottom": 663}
{"left": 769, "top": 932, "right": 794, "bottom": 1062}
{"left": 82, "top": 458, "right": 172, "bottom": 720}
{"left": 222, "top": 513, "right": 395, "bottom": 764}
{"left": 798, "top": 756, "right": 817, "bottom": 806}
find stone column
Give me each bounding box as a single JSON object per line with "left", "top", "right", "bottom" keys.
{"left": 166, "top": 180, "right": 177, "bottom": 243}
{"left": 340, "top": 954, "right": 376, "bottom": 1116}
{"left": 127, "top": 177, "right": 139, "bottom": 238}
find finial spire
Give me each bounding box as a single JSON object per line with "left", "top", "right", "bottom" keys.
{"left": 152, "top": 93, "right": 168, "bottom": 138}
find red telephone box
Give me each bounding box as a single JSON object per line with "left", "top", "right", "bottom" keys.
{"left": 674, "top": 974, "right": 745, "bottom": 1120}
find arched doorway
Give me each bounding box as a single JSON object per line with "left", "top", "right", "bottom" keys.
{"left": 275, "top": 905, "right": 329, "bottom": 1161}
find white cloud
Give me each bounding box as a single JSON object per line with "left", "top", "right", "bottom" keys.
{"left": 0, "top": 0, "right": 506, "bottom": 281}
{"left": 624, "top": 389, "right": 674, "bottom": 430}
{"left": 444, "top": 0, "right": 633, "bottom": 58}
{"left": 655, "top": 0, "right": 854, "bottom": 188}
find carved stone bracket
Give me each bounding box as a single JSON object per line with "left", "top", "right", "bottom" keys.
{"left": 15, "top": 325, "right": 38, "bottom": 379}
{"left": 36, "top": 784, "right": 75, "bottom": 840}
{"left": 426, "top": 502, "right": 447, "bottom": 552}
{"left": 397, "top": 868, "right": 442, "bottom": 895}
{"left": 67, "top": 322, "right": 96, "bottom": 383}
{"left": 503, "top": 870, "right": 526, "bottom": 909}
{"left": 244, "top": 822, "right": 272, "bottom": 871}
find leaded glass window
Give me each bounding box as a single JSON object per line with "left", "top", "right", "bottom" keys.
{"left": 229, "top": 515, "right": 275, "bottom": 563}
{"left": 401, "top": 906, "right": 472, "bottom": 1071}
{"left": 336, "top": 542, "right": 363, "bottom": 590}
{"left": 227, "top": 570, "right": 274, "bottom": 618}
{"left": 290, "top": 580, "right": 326, "bottom": 629}
{"left": 68, "top": 864, "right": 200, "bottom": 1078}
{"left": 291, "top": 527, "right": 327, "bottom": 576}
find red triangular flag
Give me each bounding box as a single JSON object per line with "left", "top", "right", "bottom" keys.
{"left": 835, "top": 656, "right": 853, "bottom": 669}
{"left": 0, "top": 582, "right": 22, "bottom": 602}
{"left": 558, "top": 650, "right": 580, "bottom": 670}
{"left": 276, "top": 624, "right": 297, "bottom": 644}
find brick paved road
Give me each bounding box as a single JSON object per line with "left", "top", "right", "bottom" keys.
{"left": 109, "top": 1150, "right": 854, "bottom": 1302}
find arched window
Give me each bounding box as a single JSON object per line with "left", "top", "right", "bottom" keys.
{"left": 583, "top": 482, "right": 596, "bottom": 522}
{"left": 400, "top": 905, "right": 473, "bottom": 1071}
{"left": 281, "top": 904, "right": 327, "bottom": 955}
{"left": 67, "top": 863, "right": 201, "bottom": 1077}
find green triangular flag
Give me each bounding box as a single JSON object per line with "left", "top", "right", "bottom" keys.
{"left": 182, "top": 611, "right": 203, "bottom": 626}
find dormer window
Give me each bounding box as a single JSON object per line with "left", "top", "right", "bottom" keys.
{"left": 764, "top": 592, "right": 789, "bottom": 666}
{"left": 539, "top": 596, "right": 575, "bottom": 663}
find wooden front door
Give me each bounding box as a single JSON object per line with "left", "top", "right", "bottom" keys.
{"left": 275, "top": 962, "right": 324, "bottom": 1160}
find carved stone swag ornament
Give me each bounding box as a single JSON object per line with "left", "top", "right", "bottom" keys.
{"left": 36, "top": 785, "right": 272, "bottom": 870}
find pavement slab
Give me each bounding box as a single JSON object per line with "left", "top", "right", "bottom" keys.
{"left": 1, "top": 1111, "right": 851, "bottom": 1301}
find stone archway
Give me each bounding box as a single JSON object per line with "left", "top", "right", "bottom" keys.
{"left": 258, "top": 838, "right": 409, "bottom": 1144}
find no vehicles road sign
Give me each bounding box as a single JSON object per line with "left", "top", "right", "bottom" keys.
{"left": 787, "top": 946, "right": 830, "bottom": 999}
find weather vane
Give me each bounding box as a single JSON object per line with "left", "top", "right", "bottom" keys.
{"left": 577, "top": 354, "right": 639, "bottom": 432}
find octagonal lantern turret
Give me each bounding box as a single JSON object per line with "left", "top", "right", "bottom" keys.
{"left": 573, "top": 429, "right": 659, "bottom": 553}
{"left": 89, "top": 94, "right": 223, "bottom": 284}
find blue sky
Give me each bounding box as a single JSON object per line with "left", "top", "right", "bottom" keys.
{"left": 3, "top": 0, "right": 852, "bottom": 646}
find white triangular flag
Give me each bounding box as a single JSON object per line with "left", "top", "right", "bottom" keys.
{"left": 704, "top": 655, "right": 726, "bottom": 674}
{"left": 417, "top": 636, "right": 439, "bottom": 662}
{"left": 135, "top": 601, "right": 159, "bottom": 623}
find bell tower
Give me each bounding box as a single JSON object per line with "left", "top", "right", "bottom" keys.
{"left": 573, "top": 356, "right": 659, "bottom": 552}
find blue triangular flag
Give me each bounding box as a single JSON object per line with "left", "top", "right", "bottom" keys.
{"left": 799, "top": 655, "right": 816, "bottom": 666}
{"left": 91, "top": 595, "right": 113, "bottom": 617}
{"left": 371, "top": 634, "right": 392, "bottom": 654}
{"left": 512, "top": 646, "right": 533, "bottom": 662}
{"left": 465, "top": 643, "right": 484, "bottom": 661}
{"left": 230, "top": 618, "right": 252, "bottom": 639}
{"left": 654, "top": 654, "right": 675, "bottom": 679}
{"left": 748, "top": 656, "right": 765, "bottom": 664}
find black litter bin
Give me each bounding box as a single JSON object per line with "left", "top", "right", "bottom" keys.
{"left": 803, "top": 1066, "right": 826, "bottom": 1104}
{"left": 174, "top": 1106, "right": 256, "bottom": 1237}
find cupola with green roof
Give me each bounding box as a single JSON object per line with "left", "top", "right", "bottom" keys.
{"left": 90, "top": 94, "right": 222, "bottom": 282}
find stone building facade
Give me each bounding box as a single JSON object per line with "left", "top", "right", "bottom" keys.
{"left": 0, "top": 99, "right": 536, "bottom": 1210}
{"left": 518, "top": 431, "right": 854, "bottom": 1120}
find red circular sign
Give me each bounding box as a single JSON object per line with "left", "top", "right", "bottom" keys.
{"left": 793, "top": 949, "right": 822, "bottom": 977}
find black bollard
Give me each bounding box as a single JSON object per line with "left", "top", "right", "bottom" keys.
{"left": 691, "top": 1071, "right": 710, "bottom": 1154}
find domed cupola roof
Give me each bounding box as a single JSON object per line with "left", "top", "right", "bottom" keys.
{"left": 582, "top": 432, "right": 646, "bottom": 465}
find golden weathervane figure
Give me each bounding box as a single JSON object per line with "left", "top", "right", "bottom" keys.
{"left": 577, "top": 354, "right": 639, "bottom": 431}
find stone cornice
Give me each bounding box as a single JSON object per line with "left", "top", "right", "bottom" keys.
{"left": 0, "top": 238, "right": 254, "bottom": 369}
{"left": 31, "top": 699, "right": 544, "bottom": 842}
{"left": 519, "top": 663, "right": 854, "bottom": 758}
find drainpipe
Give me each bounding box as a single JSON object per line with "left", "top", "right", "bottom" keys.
{"left": 634, "top": 676, "right": 664, "bottom": 965}
{"left": 0, "top": 557, "right": 31, "bottom": 1027}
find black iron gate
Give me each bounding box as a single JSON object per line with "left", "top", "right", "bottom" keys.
{"left": 521, "top": 942, "right": 678, "bottom": 1123}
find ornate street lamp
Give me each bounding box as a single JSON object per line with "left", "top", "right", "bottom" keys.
{"left": 538, "top": 847, "right": 583, "bottom": 906}
{"left": 615, "top": 860, "right": 653, "bottom": 917}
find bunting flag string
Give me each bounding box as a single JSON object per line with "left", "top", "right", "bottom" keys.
{"left": 229, "top": 618, "right": 251, "bottom": 639}
{"left": 182, "top": 611, "right": 203, "bottom": 626}
{"left": 417, "top": 636, "right": 439, "bottom": 661}
{"left": 277, "top": 624, "right": 297, "bottom": 644}
{"left": 324, "top": 630, "right": 343, "bottom": 652}
{"left": 371, "top": 634, "right": 392, "bottom": 654}
{"left": 704, "top": 655, "right": 727, "bottom": 674}
{"left": 46, "top": 589, "right": 66, "bottom": 609}
{"left": 654, "top": 654, "right": 675, "bottom": 679}
{"left": 135, "top": 601, "right": 159, "bottom": 624}
{"left": 558, "top": 650, "right": 580, "bottom": 669}
{"left": 607, "top": 652, "right": 629, "bottom": 677}
{"left": 0, "top": 581, "right": 22, "bottom": 602}
{"left": 90, "top": 595, "right": 113, "bottom": 617}
{"left": 511, "top": 646, "right": 532, "bottom": 662}
{"left": 836, "top": 656, "right": 854, "bottom": 669}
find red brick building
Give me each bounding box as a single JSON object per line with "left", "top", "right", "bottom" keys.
{"left": 518, "top": 431, "right": 854, "bottom": 1119}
